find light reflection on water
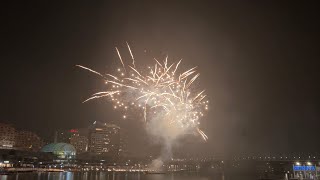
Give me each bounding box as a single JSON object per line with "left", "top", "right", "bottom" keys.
{"left": 0, "top": 172, "right": 255, "bottom": 180}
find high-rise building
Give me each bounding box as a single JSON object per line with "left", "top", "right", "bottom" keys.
{"left": 88, "top": 121, "right": 120, "bottom": 157}
{"left": 70, "top": 129, "right": 88, "bottom": 154}
{"left": 15, "top": 130, "right": 45, "bottom": 151}
{"left": 0, "top": 123, "right": 16, "bottom": 149}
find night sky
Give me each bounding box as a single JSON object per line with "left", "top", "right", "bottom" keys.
{"left": 1, "top": 1, "right": 319, "bottom": 155}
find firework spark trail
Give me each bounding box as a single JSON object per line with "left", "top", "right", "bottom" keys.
{"left": 197, "top": 128, "right": 208, "bottom": 141}
{"left": 126, "top": 42, "right": 135, "bottom": 68}
{"left": 115, "top": 47, "right": 126, "bottom": 71}
{"left": 77, "top": 45, "right": 209, "bottom": 141}
{"left": 82, "top": 91, "right": 119, "bottom": 103}
{"left": 76, "top": 65, "right": 103, "bottom": 77}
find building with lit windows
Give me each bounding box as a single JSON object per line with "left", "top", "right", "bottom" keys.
{"left": 88, "top": 121, "right": 120, "bottom": 158}
{"left": 0, "top": 123, "right": 45, "bottom": 152}
{"left": 0, "top": 123, "right": 16, "bottom": 149}
{"left": 15, "top": 130, "right": 45, "bottom": 152}
{"left": 70, "top": 129, "right": 88, "bottom": 154}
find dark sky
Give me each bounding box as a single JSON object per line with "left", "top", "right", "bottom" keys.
{"left": 1, "top": 1, "right": 319, "bottom": 155}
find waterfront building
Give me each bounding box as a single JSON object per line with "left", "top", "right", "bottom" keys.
{"left": 41, "top": 143, "right": 76, "bottom": 160}
{"left": 0, "top": 123, "right": 16, "bottom": 149}
{"left": 15, "top": 130, "right": 44, "bottom": 152}
{"left": 70, "top": 129, "right": 88, "bottom": 154}
{"left": 0, "top": 123, "right": 45, "bottom": 151}
{"left": 52, "top": 122, "right": 124, "bottom": 161}
{"left": 88, "top": 121, "right": 120, "bottom": 158}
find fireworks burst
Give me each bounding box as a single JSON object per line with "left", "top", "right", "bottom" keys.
{"left": 77, "top": 43, "right": 209, "bottom": 141}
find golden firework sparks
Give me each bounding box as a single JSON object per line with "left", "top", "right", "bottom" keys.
{"left": 77, "top": 44, "right": 209, "bottom": 141}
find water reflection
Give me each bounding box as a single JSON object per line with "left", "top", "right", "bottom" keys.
{"left": 0, "top": 172, "right": 255, "bottom": 180}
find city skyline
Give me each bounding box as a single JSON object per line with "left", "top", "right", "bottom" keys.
{"left": 0, "top": 120, "right": 205, "bottom": 158}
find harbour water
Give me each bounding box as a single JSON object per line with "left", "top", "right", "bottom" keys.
{"left": 0, "top": 172, "right": 256, "bottom": 180}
